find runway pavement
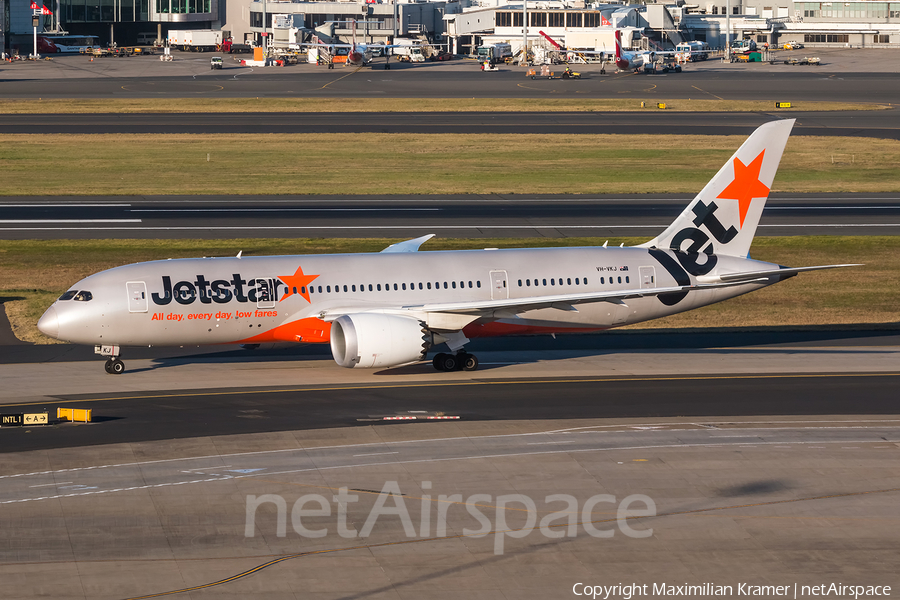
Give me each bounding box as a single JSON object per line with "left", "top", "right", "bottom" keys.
{"left": 2, "top": 320, "right": 898, "bottom": 599}
{"left": 2, "top": 110, "right": 900, "bottom": 137}
{"left": 3, "top": 193, "right": 900, "bottom": 238}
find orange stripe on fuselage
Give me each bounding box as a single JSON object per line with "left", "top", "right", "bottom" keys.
{"left": 237, "top": 317, "right": 331, "bottom": 344}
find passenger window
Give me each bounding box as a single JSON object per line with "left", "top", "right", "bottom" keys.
{"left": 460, "top": 281, "right": 464, "bottom": 288}
{"left": 626, "top": 276, "right": 630, "bottom": 284}
{"left": 526, "top": 279, "right": 531, "bottom": 286}
{"left": 418, "top": 283, "right": 423, "bottom": 290}
{"left": 452, "top": 281, "right": 457, "bottom": 289}
{"left": 443, "top": 282, "right": 448, "bottom": 289}
{"left": 368, "top": 284, "right": 373, "bottom": 291}
{"left": 301, "top": 287, "right": 306, "bottom": 294}
{"left": 618, "top": 277, "right": 622, "bottom": 284}
{"left": 58, "top": 290, "right": 78, "bottom": 301}
{"left": 468, "top": 281, "right": 473, "bottom": 288}
{"left": 518, "top": 280, "right": 522, "bottom": 287}
{"left": 393, "top": 284, "right": 398, "bottom": 291}
{"left": 476, "top": 281, "right": 481, "bottom": 288}
{"left": 567, "top": 278, "right": 571, "bottom": 285}
{"left": 74, "top": 291, "right": 93, "bottom": 302}
{"left": 342, "top": 285, "right": 347, "bottom": 292}
{"left": 427, "top": 282, "right": 432, "bottom": 290}
{"left": 377, "top": 284, "right": 382, "bottom": 291}
{"left": 542, "top": 279, "right": 547, "bottom": 286}
{"left": 317, "top": 286, "right": 322, "bottom": 293}
{"left": 327, "top": 286, "right": 332, "bottom": 293}
{"left": 575, "top": 278, "right": 580, "bottom": 285}
{"left": 600, "top": 277, "right": 605, "bottom": 284}
{"left": 351, "top": 285, "right": 356, "bottom": 292}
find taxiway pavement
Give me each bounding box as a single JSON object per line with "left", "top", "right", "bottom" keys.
{"left": 2, "top": 193, "right": 900, "bottom": 238}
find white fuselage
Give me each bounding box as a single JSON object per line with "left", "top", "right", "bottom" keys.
{"left": 41, "top": 246, "right": 778, "bottom": 348}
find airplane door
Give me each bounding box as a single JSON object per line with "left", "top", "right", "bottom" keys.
{"left": 126, "top": 281, "right": 148, "bottom": 313}
{"left": 490, "top": 270, "right": 509, "bottom": 300}
{"left": 256, "top": 278, "right": 277, "bottom": 309}
{"left": 639, "top": 266, "right": 656, "bottom": 289}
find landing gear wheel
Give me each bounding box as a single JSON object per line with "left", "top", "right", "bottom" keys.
{"left": 439, "top": 353, "right": 459, "bottom": 372}
{"left": 461, "top": 353, "right": 479, "bottom": 372}
{"left": 106, "top": 358, "right": 125, "bottom": 375}
{"left": 433, "top": 353, "right": 447, "bottom": 371}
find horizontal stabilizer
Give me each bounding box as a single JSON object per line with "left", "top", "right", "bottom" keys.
{"left": 696, "top": 264, "right": 862, "bottom": 284}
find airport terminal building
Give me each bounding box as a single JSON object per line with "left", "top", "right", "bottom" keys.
{"left": 2, "top": 0, "right": 898, "bottom": 52}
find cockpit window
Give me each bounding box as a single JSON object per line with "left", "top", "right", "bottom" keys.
{"left": 73, "top": 291, "right": 93, "bottom": 302}
{"left": 58, "top": 290, "right": 78, "bottom": 301}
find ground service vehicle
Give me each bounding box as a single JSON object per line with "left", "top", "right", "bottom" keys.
{"left": 476, "top": 43, "right": 512, "bottom": 62}
{"left": 222, "top": 38, "right": 253, "bottom": 53}
{"left": 210, "top": 56, "right": 223, "bottom": 69}
{"left": 783, "top": 41, "right": 804, "bottom": 50}
{"left": 731, "top": 39, "right": 758, "bottom": 53}
{"left": 167, "top": 29, "right": 222, "bottom": 52}
{"left": 37, "top": 35, "right": 100, "bottom": 53}
{"left": 675, "top": 41, "right": 710, "bottom": 61}
{"left": 38, "top": 119, "right": 857, "bottom": 376}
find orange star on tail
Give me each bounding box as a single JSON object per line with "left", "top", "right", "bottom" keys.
{"left": 716, "top": 150, "right": 770, "bottom": 228}
{"left": 278, "top": 265, "right": 319, "bottom": 303}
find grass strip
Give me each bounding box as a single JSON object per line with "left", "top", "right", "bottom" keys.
{"left": 1, "top": 133, "right": 898, "bottom": 195}
{"left": 0, "top": 98, "right": 887, "bottom": 114}
{"left": 1, "top": 236, "right": 896, "bottom": 344}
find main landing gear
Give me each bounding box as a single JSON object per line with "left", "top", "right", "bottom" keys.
{"left": 432, "top": 352, "right": 479, "bottom": 372}
{"left": 95, "top": 344, "right": 125, "bottom": 375}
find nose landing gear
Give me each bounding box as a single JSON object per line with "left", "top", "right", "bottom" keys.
{"left": 104, "top": 358, "right": 125, "bottom": 374}
{"left": 95, "top": 344, "right": 125, "bottom": 375}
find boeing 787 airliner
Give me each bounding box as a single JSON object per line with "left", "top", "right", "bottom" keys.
{"left": 37, "top": 119, "right": 855, "bottom": 374}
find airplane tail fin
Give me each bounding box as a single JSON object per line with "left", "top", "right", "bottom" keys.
{"left": 614, "top": 30, "right": 622, "bottom": 62}
{"left": 638, "top": 119, "right": 795, "bottom": 258}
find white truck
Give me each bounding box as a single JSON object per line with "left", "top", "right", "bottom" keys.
{"left": 675, "top": 40, "right": 710, "bottom": 62}
{"left": 391, "top": 39, "right": 425, "bottom": 62}
{"left": 167, "top": 30, "right": 222, "bottom": 52}
{"left": 476, "top": 42, "right": 512, "bottom": 62}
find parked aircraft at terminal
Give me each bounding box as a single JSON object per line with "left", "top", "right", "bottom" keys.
{"left": 38, "top": 120, "right": 856, "bottom": 374}
{"left": 614, "top": 29, "right": 647, "bottom": 72}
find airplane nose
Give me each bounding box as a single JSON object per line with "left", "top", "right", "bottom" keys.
{"left": 37, "top": 306, "right": 59, "bottom": 339}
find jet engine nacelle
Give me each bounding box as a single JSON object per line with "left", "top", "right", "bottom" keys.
{"left": 330, "top": 313, "right": 432, "bottom": 369}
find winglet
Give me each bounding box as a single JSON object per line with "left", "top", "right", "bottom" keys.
{"left": 381, "top": 234, "right": 435, "bottom": 253}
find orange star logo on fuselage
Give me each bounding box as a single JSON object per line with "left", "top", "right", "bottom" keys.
{"left": 716, "top": 150, "right": 770, "bottom": 229}
{"left": 278, "top": 265, "right": 319, "bottom": 303}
